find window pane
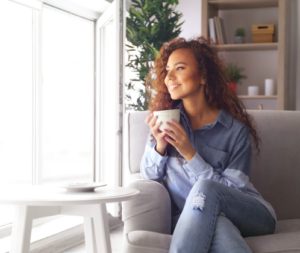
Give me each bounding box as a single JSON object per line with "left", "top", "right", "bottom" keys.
{"left": 0, "top": 0, "right": 32, "bottom": 227}
{"left": 42, "top": 7, "right": 94, "bottom": 184}
{"left": 0, "top": 0, "right": 32, "bottom": 185}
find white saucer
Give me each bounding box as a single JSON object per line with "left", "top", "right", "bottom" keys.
{"left": 59, "top": 182, "right": 107, "bottom": 192}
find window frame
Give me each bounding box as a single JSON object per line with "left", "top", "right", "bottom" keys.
{"left": 38, "top": 4, "right": 96, "bottom": 185}
{"left": 0, "top": 2, "right": 96, "bottom": 237}
{"left": 0, "top": 1, "right": 126, "bottom": 247}
{"left": 95, "top": 0, "right": 125, "bottom": 217}
{"left": 32, "top": 8, "right": 43, "bottom": 186}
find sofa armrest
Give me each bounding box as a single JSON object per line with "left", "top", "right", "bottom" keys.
{"left": 123, "top": 172, "right": 143, "bottom": 186}
{"left": 122, "top": 177, "right": 171, "bottom": 236}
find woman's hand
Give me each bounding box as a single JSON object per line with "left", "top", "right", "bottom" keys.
{"left": 145, "top": 113, "right": 168, "bottom": 155}
{"left": 164, "top": 119, "right": 196, "bottom": 162}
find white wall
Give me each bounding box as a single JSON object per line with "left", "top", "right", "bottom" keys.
{"left": 175, "top": 0, "right": 202, "bottom": 39}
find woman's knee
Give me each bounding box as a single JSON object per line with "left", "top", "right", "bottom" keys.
{"left": 187, "top": 179, "right": 219, "bottom": 211}
{"left": 215, "top": 215, "right": 240, "bottom": 235}
{"left": 190, "top": 178, "right": 217, "bottom": 196}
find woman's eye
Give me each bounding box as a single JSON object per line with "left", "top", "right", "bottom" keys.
{"left": 165, "top": 67, "right": 184, "bottom": 74}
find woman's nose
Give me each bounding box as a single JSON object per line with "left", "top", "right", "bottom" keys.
{"left": 167, "top": 69, "right": 175, "bottom": 79}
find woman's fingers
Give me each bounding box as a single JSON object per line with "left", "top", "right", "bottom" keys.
{"left": 150, "top": 115, "right": 160, "bottom": 129}
{"left": 145, "top": 113, "right": 153, "bottom": 125}
{"left": 145, "top": 114, "right": 182, "bottom": 142}
{"left": 171, "top": 119, "right": 185, "bottom": 133}
{"left": 145, "top": 113, "right": 158, "bottom": 128}
{"left": 145, "top": 113, "right": 161, "bottom": 134}
{"left": 166, "top": 120, "right": 186, "bottom": 136}
{"left": 153, "top": 119, "right": 168, "bottom": 138}
{"left": 154, "top": 120, "right": 163, "bottom": 133}
{"left": 165, "top": 121, "right": 180, "bottom": 136}
{"left": 164, "top": 129, "right": 176, "bottom": 140}
{"left": 165, "top": 135, "right": 176, "bottom": 147}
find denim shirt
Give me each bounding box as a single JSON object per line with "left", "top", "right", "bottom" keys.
{"left": 140, "top": 101, "right": 277, "bottom": 221}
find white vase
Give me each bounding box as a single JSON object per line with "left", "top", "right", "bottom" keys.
{"left": 265, "top": 79, "right": 275, "bottom": 96}
{"left": 248, "top": 86, "right": 259, "bottom": 96}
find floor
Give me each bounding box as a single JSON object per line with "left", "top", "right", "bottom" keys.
{"left": 65, "top": 225, "right": 124, "bottom": 253}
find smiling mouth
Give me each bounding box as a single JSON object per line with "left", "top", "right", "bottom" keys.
{"left": 169, "top": 84, "right": 181, "bottom": 91}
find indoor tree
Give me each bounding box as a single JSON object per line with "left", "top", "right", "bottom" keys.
{"left": 126, "top": 0, "right": 184, "bottom": 111}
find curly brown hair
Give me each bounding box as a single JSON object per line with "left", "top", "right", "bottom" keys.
{"left": 145, "top": 36, "right": 261, "bottom": 160}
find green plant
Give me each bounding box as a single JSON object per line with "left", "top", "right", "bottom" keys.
{"left": 125, "top": 0, "right": 184, "bottom": 111}
{"left": 226, "top": 63, "right": 248, "bottom": 85}
{"left": 235, "top": 28, "right": 245, "bottom": 37}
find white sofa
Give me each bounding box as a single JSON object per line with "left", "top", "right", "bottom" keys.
{"left": 122, "top": 110, "right": 300, "bottom": 253}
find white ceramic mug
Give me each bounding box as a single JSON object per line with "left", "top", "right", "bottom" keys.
{"left": 153, "top": 109, "right": 180, "bottom": 131}
{"left": 248, "top": 86, "right": 259, "bottom": 96}
{"left": 265, "top": 79, "right": 275, "bottom": 96}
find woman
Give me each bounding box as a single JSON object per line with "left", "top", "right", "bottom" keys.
{"left": 140, "top": 36, "right": 276, "bottom": 253}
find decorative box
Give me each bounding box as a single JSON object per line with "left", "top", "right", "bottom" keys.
{"left": 252, "top": 24, "right": 275, "bottom": 43}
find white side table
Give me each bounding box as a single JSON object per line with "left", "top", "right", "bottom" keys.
{"left": 0, "top": 185, "right": 139, "bottom": 253}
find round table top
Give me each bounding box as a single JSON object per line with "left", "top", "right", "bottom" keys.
{"left": 0, "top": 185, "right": 140, "bottom": 206}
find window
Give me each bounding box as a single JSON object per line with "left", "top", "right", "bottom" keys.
{"left": 0, "top": 0, "right": 33, "bottom": 186}
{"left": 42, "top": 7, "right": 94, "bottom": 184}
{"left": 0, "top": 2, "right": 94, "bottom": 227}
{"left": 0, "top": 0, "right": 33, "bottom": 227}
{"left": 0, "top": 3, "right": 124, "bottom": 243}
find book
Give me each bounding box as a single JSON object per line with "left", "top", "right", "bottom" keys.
{"left": 219, "top": 17, "right": 227, "bottom": 44}
{"left": 213, "top": 16, "right": 227, "bottom": 44}
{"left": 208, "top": 18, "right": 216, "bottom": 43}
{"left": 213, "top": 16, "right": 222, "bottom": 44}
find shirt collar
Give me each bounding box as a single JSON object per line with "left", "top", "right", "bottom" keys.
{"left": 176, "top": 101, "right": 233, "bottom": 130}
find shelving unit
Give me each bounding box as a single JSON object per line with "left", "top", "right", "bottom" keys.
{"left": 212, "top": 42, "right": 278, "bottom": 52}
{"left": 238, "top": 95, "right": 277, "bottom": 99}
{"left": 208, "top": 0, "right": 278, "bottom": 10}
{"left": 201, "top": 0, "right": 291, "bottom": 110}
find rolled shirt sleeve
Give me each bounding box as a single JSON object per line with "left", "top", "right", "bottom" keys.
{"left": 183, "top": 125, "right": 252, "bottom": 191}
{"left": 140, "top": 130, "right": 169, "bottom": 182}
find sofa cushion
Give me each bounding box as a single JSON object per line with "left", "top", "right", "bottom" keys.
{"left": 124, "top": 230, "right": 170, "bottom": 253}
{"left": 248, "top": 110, "right": 300, "bottom": 221}
{"left": 245, "top": 219, "right": 300, "bottom": 253}
{"left": 127, "top": 111, "right": 149, "bottom": 174}
{"left": 124, "top": 220, "right": 300, "bottom": 253}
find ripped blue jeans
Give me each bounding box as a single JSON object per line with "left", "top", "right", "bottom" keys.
{"left": 169, "top": 178, "right": 276, "bottom": 253}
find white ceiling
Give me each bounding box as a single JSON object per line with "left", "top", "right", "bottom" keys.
{"left": 40, "top": 0, "right": 132, "bottom": 20}
{"left": 41, "top": 0, "right": 110, "bottom": 20}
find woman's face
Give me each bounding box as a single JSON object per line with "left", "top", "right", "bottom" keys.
{"left": 164, "top": 48, "right": 205, "bottom": 100}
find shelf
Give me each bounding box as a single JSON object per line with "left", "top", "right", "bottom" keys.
{"left": 211, "top": 43, "right": 278, "bottom": 51}
{"left": 202, "top": 0, "right": 290, "bottom": 110}
{"left": 238, "top": 95, "right": 277, "bottom": 99}
{"left": 208, "top": 0, "right": 278, "bottom": 10}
